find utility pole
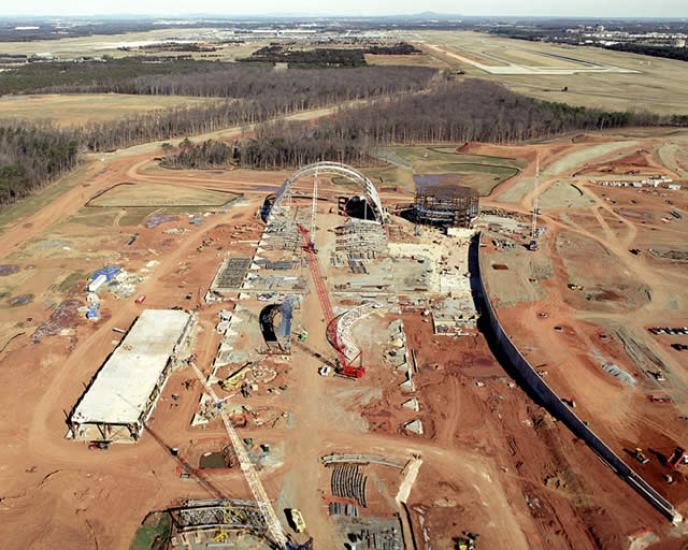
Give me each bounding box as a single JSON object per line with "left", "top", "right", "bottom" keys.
{"left": 529, "top": 153, "right": 540, "bottom": 252}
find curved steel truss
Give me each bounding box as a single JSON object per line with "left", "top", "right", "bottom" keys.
{"left": 267, "top": 161, "right": 385, "bottom": 225}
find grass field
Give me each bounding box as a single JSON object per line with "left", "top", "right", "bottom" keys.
{"left": 0, "top": 161, "right": 96, "bottom": 233}
{"left": 368, "top": 144, "right": 523, "bottom": 196}
{"left": 415, "top": 30, "right": 688, "bottom": 115}
{"left": 88, "top": 182, "right": 238, "bottom": 207}
{"left": 363, "top": 53, "right": 449, "bottom": 69}
{"left": 0, "top": 94, "right": 221, "bottom": 127}
{"left": 0, "top": 28, "right": 263, "bottom": 61}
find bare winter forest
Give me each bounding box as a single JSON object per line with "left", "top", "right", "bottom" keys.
{"left": 2, "top": 65, "right": 688, "bottom": 206}
{"left": 0, "top": 65, "right": 436, "bottom": 206}
{"left": 183, "top": 80, "right": 687, "bottom": 169}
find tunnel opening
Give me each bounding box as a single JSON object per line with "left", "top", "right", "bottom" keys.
{"left": 345, "top": 195, "right": 375, "bottom": 221}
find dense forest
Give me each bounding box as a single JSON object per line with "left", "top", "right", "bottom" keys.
{"left": 229, "top": 80, "right": 682, "bottom": 169}
{"left": 240, "top": 42, "right": 421, "bottom": 67}
{"left": 0, "top": 57, "right": 233, "bottom": 95}
{"left": 46, "top": 64, "right": 436, "bottom": 101}
{"left": 160, "top": 139, "right": 232, "bottom": 169}
{"left": 77, "top": 66, "right": 436, "bottom": 151}
{"left": 242, "top": 45, "right": 368, "bottom": 67}
{"left": 0, "top": 125, "right": 78, "bottom": 205}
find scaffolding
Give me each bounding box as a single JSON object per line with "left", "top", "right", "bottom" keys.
{"left": 413, "top": 185, "right": 478, "bottom": 228}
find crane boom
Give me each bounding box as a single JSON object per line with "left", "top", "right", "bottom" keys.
{"left": 296, "top": 223, "right": 364, "bottom": 378}
{"left": 189, "top": 362, "right": 288, "bottom": 548}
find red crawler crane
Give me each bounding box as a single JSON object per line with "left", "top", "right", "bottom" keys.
{"left": 296, "top": 223, "right": 364, "bottom": 379}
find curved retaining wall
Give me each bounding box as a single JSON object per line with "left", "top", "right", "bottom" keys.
{"left": 474, "top": 233, "right": 682, "bottom": 525}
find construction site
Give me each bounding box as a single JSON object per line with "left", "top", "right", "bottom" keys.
{"left": 1, "top": 125, "right": 688, "bottom": 549}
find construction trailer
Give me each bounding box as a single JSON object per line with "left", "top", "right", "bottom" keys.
{"left": 69, "top": 309, "right": 194, "bottom": 443}
{"left": 412, "top": 185, "right": 479, "bottom": 228}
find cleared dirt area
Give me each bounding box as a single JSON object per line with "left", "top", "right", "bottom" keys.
{"left": 481, "top": 128, "right": 688, "bottom": 546}
{"left": 416, "top": 31, "right": 688, "bottom": 115}
{"left": 0, "top": 93, "right": 220, "bottom": 127}
{"left": 1, "top": 106, "right": 688, "bottom": 550}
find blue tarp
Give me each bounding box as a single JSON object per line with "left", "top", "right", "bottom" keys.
{"left": 277, "top": 296, "right": 296, "bottom": 339}
{"left": 90, "top": 265, "right": 121, "bottom": 281}
{"left": 86, "top": 304, "right": 100, "bottom": 319}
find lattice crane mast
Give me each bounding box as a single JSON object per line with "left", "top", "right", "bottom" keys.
{"left": 189, "top": 363, "right": 288, "bottom": 548}
{"left": 296, "top": 223, "right": 365, "bottom": 379}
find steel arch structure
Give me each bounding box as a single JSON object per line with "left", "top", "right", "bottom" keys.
{"left": 268, "top": 161, "right": 385, "bottom": 225}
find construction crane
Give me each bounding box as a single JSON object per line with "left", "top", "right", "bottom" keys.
{"left": 529, "top": 154, "right": 540, "bottom": 252}
{"left": 296, "top": 223, "right": 364, "bottom": 379}
{"left": 189, "top": 362, "right": 288, "bottom": 548}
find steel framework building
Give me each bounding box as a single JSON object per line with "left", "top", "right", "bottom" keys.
{"left": 413, "top": 185, "right": 479, "bottom": 228}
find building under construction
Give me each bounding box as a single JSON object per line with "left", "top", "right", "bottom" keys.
{"left": 69, "top": 309, "right": 194, "bottom": 443}
{"left": 412, "top": 185, "right": 479, "bottom": 228}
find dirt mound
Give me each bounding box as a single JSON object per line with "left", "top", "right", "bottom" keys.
{"left": 571, "top": 133, "right": 617, "bottom": 144}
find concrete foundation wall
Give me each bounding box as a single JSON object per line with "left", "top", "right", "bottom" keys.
{"left": 473, "top": 233, "right": 681, "bottom": 524}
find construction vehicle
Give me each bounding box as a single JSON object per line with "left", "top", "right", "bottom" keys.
{"left": 296, "top": 223, "right": 364, "bottom": 379}
{"left": 455, "top": 531, "right": 479, "bottom": 550}
{"left": 288, "top": 508, "right": 306, "bottom": 533}
{"left": 219, "top": 363, "right": 252, "bottom": 393}
{"left": 633, "top": 448, "right": 650, "bottom": 464}
{"left": 668, "top": 447, "right": 687, "bottom": 469}
{"left": 648, "top": 394, "right": 673, "bottom": 405}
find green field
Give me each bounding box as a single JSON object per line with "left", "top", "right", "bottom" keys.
{"left": 417, "top": 30, "right": 688, "bottom": 115}
{"left": 88, "top": 182, "right": 239, "bottom": 207}
{"left": 0, "top": 94, "right": 220, "bottom": 128}
{"left": 370, "top": 144, "right": 524, "bottom": 196}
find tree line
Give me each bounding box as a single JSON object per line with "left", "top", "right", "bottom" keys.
{"left": 46, "top": 64, "right": 436, "bottom": 102}
{"left": 77, "top": 65, "right": 436, "bottom": 151}
{"left": 0, "top": 65, "right": 436, "bottom": 207}
{"left": 602, "top": 43, "right": 688, "bottom": 63}
{"left": 240, "top": 42, "right": 422, "bottom": 67}
{"left": 160, "top": 139, "right": 232, "bottom": 169}
{"left": 0, "top": 124, "right": 78, "bottom": 206}
{"left": 230, "top": 79, "right": 686, "bottom": 169}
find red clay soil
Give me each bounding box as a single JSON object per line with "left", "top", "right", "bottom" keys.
{"left": 381, "top": 313, "right": 678, "bottom": 548}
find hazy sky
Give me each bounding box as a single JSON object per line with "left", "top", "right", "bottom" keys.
{"left": 1, "top": 0, "right": 686, "bottom": 18}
